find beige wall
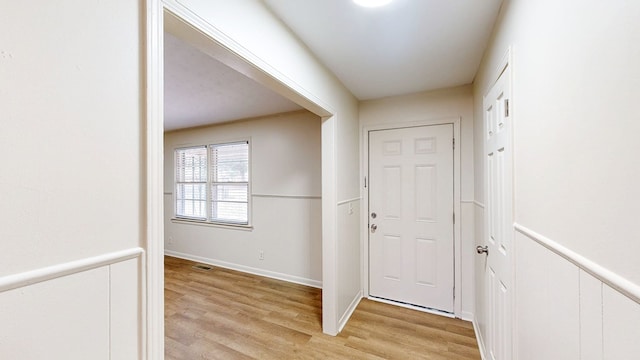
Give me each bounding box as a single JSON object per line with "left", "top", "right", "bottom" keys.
{"left": 474, "top": 0, "right": 640, "bottom": 357}
{"left": 0, "top": 0, "right": 144, "bottom": 358}
{"left": 164, "top": 111, "right": 323, "bottom": 285}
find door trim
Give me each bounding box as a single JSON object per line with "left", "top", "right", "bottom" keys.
{"left": 145, "top": 0, "right": 164, "bottom": 358}
{"left": 361, "top": 117, "right": 462, "bottom": 317}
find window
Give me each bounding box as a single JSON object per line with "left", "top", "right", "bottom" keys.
{"left": 175, "top": 141, "right": 249, "bottom": 225}
{"left": 210, "top": 142, "right": 249, "bottom": 223}
{"left": 175, "top": 146, "right": 207, "bottom": 220}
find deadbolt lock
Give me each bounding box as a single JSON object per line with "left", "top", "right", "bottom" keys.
{"left": 476, "top": 245, "right": 489, "bottom": 255}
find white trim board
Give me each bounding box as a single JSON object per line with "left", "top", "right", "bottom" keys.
{"left": 473, "top": 317, "right": 488, "bottom": 360}
{"left": 253, "top": 194, "right": 321, "bottom": 200}
{"left": 165, "top": 250, "right": 322, "bottom": 288}
{"left": 337, "top": 197, "right": 361, "bottom": 206}
{"left": 338, "top": 290, "right": 363, "bottom": 333}
{"left": 0, "top": 247, "right": 144, "bottom": 293}
{"left": 361, "top": 117, "right": 463, "bottom": 318}
{"left": 146, "top": 1, "right": 165, "bottom": 358}
{"left": 460, "top": 310, "right": 474, "bottom": 322}
{"left": 166, "top": 192, "right": 321, "bottom": 201}
{"left": 514, "top": 223, "right": 640, "bottom": 305}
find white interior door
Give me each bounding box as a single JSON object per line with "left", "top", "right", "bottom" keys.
{"left": 483, "top": 65, "right": 513, "bottom": 360}
{"left": 369, "top": 124, "right": 454, "bottom": 312}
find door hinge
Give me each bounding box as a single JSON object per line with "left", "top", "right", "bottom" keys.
{"left": 453, "top": 212, "right": 455, "bottom": 224}
{"left": 364, "top": 176, "right": 367, "bottom": 188}
{"left": 452, "top": 138, "right": 455, "bottom": 150}
{"left": 505, "top": 99, "right": 510, "bottom": 117}
{"left": 453, "top": 286, "right": 456, "bottom": 300}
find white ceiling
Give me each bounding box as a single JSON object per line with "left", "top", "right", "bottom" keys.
{"left": 263, "top": 0, "right": 503, "bottom": 100}
{"left": 164, "top": 32, "right": 303, "bottom": 131}
{"left": 164, "top": 0, "right": 503, "bottom": 130}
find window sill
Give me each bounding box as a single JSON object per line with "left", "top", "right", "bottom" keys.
{"left": 170, "top": 218, "right": 253, "bottom": 231}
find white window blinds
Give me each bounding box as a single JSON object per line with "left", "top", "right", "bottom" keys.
{"left": 174, "top": 141, "right": 249, "bottom": 225}
{"left": 210, "top": 142, "right": 249, "bottom": 224}
{"left": 175, "top": 146, "right": 207, "bottom": 220}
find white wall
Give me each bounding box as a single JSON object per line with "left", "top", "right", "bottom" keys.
{"left": 0, "top": 0, "right": 144, "bottom": 358}
{"left": 473, "top": 0, "right": 640, "bottom": 357}
{"left": 164, "top": 111, "right": 323, "bottom": 286}
{"left": 163, "top": 0, "right": 361, "bottom": 335}
{"left": 359, "top": 85, "right": 475, "bottom": 319}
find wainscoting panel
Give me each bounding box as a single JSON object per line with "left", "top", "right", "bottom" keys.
{"left": 514, "top": 225, "right": 640, "bottom": 360}
{"left": 110, "top": 257, "right": 142, "bottom": 360}
{"left": 0, "top": 267, "right": 110, "bottom": 360}
{"left": 603, "top": 283, "right": 640, "bottom": 359}
{"left": 0, "top": 248, "right": 144, "bottom": 360}
{"left": 515, "top": 230, "right": 580, "bottom": 360}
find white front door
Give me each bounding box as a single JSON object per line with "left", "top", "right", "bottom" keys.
{"left": 483, "top": 65, "right": 513, "bottom": 360}
{"left": 368, "top": 124, "right": 454, "bottom": 312}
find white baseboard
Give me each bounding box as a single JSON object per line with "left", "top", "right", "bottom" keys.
{"left": 473, "top": 317, "right": 487, "bottom": 360}
{"left": 460, "top": 311, "right": 474, "bottom": 322}
{"left": 338, "top": 290, "right": 363, "bottom": 332}
{"left": 164, "top": 250, "right": 322, "bottom": 289}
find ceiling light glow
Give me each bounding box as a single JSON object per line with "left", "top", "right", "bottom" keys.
{"left": 353, "top": 0, "right": 393, "bottom": 8}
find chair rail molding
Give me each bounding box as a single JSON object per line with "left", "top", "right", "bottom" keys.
{"left": 0, "top": 247, "right": 144, "bottom": 293}
{"left": 514, "top": 223, "right": 640, "bottom": 304}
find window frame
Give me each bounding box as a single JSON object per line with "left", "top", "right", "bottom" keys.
{"left": 173, "top": 139, "right": 251, "bottom": 228}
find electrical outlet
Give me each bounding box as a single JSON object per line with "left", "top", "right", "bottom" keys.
{"left": 348, "top": 203, "right": 354, "bottom": 215}
{"left": 259, "top": 250, "right": 264, "bottom": 260}
{"left": 168, "top": 236, "right": 173, "bottom": 245}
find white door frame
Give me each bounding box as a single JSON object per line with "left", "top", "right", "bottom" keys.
{"left": 145, "top": 1, "right": 164, "bottom": 358}
{"left": 146, "top": 1, "right": 342, "bottom": 357}
{"left": 361, "top": 117, "right": 462, "bottom": 317}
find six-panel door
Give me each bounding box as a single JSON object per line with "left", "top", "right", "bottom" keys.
{"left": 369, "top": 124, "right": 455, "bottom": 312}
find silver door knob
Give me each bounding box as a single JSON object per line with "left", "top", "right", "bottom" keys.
{"left": 370, "top": 224, "right": 377, "bottom": 233}
{"left": 476, "top": 245, "right": 489, "bottom": 255}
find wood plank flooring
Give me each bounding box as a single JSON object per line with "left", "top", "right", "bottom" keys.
{"left": 165, "top": 256, "right": 481, "bottom": 360}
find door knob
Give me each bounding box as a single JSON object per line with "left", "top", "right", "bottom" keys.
{"left": 476, "top": 245, "right": 489, "bottom": 255}
{"left": 370, "top": 224, "right": 377, "bottom": 233}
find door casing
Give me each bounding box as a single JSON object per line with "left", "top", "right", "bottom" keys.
{"left": 361, "top": 117, "right": 463, "bottom": 318}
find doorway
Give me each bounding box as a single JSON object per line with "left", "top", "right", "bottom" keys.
{"left": 481, "top": 56, "right": 513, "bottom": 360}
{"left": 368, "top": 124, "right": 455, "bottom": 312}
{"left": 147, "top": 3, "right": 343, "bottom": 355}
{"left": 362, "top": 119, "right": 462, "bottom": 317}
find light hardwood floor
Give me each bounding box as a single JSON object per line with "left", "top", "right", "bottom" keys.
{"left": 165, "top": 256, "right": 481, "bottom": 360}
